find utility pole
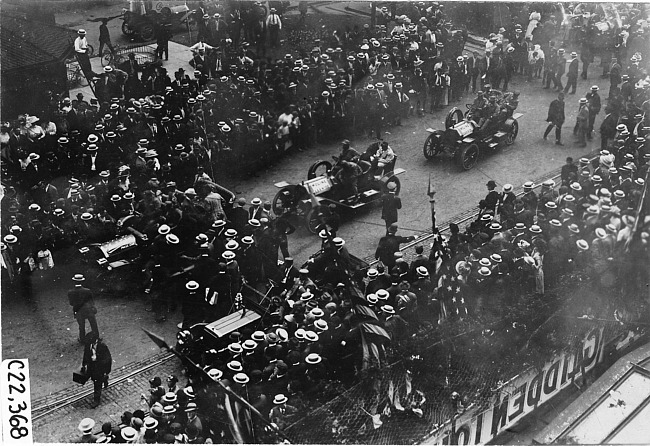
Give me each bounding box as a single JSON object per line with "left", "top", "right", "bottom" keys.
{"left": 370, "top": 2, "right": 376, "bottom": 28}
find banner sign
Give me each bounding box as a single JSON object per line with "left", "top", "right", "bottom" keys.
{"left": 422, "top": 328, "right": 606, "bottom": 445}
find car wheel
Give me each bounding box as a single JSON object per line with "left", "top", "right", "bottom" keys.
{"left": 305, "top": 208, "right": 321, "bottom": 234}
{"left": 445, "top": 107, "right": 463, "bottom": 129}
{"left": 423, "top": 130, "right": 445, "bottom": 159}
{"left": 382, "top": 176, "right": 401, "bottom": 195}
{"left": 307, "top": 160, "right": 332, "bottom": 180}
{"left": 505, "top": 120, "right": 519, "bottom": 145}
{"left": 272, "top": 185, "right": 303, "bottom": 216}
{"left": 456, "top": 143, "right": 479, "bottom": 171}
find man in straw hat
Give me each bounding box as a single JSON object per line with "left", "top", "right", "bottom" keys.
{"left": 68, "top": 274, "right": 99, "bottom": 344}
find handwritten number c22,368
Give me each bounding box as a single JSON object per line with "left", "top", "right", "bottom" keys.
{"left": 8, "top": 383, "right": 26, "bottom": 394}
{"left": 9, "top": 401, "right": 27, "bottom": 413}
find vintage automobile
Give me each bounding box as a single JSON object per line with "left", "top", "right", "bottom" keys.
{"left": 79, "top": 180, "right": 236, "bottom": 291}
{"left": 423, "top": 91, "right": 522, "bottom": 170}
{"left": 272, "top": 146, "right": 406, "bottom": 234}
{"left": 122, "top": 0, "right": 192, "bottom": 40}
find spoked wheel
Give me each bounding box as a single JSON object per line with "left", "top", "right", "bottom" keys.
{"left": 456, "top": 143, "right": 480, "bottom": 171}
{"left": 423, "top": 130, "right": 446, "bottom": 160}
{"left": 272, "top": 185, "right": 304, "bottom": 216}
{"left": 445, "top": 107, "right": 464, "bottom": 129}
{"left": 305, "top": 208, "right": 322, "bottom": 234}
{"left": 86, "top": 44, "right": 94, "bottom": 57}
{"left": 381, "top": 175, "right": 401, "bottom": 195}
{"left": 504, "top": 120, "right": 519, "bottom": 145}
{"left": 307, "top": 160, "right": 332, "bottom": 180}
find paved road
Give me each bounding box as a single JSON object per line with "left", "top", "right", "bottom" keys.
{"left": 227, "top": 74, "right": 603, "bottom": 266}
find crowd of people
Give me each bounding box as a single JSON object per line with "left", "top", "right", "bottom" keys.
{"left": 3, "top": 2, "right": 650, "bottom": 443}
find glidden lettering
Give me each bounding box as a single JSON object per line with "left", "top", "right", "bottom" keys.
{"left": 509, "top": 383, "right": 527, "bottom": 421}
{"left": 491, "top": 395, "right": 509, "bottom": 436}
{"left": 543, "top": 360, "right": 560, "bottom": 395}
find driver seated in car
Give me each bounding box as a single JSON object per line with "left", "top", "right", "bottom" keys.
{"left": 336, "top": 139, "right": 371, "bottom": 175}
{"left": 479, "top": 96, "right": 500, "bottom": 132}
{"left": 338, "top": 139, "right": 361, "bottom": 162}
{"left": 370, "top": 141, "right": 396, "bottom": 177}
{"left": 468, "top": 91, "right": 488, "bottom": 124}
{"left": 336, "top": 160, "right": 363, "bottom": 202}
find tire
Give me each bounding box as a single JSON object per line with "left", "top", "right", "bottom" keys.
{"left": 86, "top": 44, "right": 94, "bottom": 57}
{"left": 381, "top": 175, "right": 401, "bottom": 195}
{"left": 423, "top": 130, "right": 445, "bottom": 160}
{"left": 305, "top": 208, "right": 321, "bottom": 235}
{"left": 445, "top": 107, "right": 463, "bottom": 129}
{"left": 456, "top": 143, "right": 479, "bottom": 171}
{"left": 139, "top": 23, "right": 155, "bottom": 41}
{"left": 307, "top": 160, "right": 332, "bottom": 180}
{"left": 122, "top": 21, "right": 135, "bottom": 36}
{"left": 504, "top": 120, "right": 519, "bottom": 145}
{"left": 272, "top": 185, "right": 303, "bottom": 216}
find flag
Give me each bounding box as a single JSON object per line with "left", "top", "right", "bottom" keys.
{"left": 354, "top": 304, "right": 378, "bottom": 320}
{"left": 224, "top": 393, "right": 245, "bottom": 444}
{"left": 359, "top": 322, "right": 391, "bottom": 342}
{"left": 141, "top": 328, "right": 170, "bottom": 350}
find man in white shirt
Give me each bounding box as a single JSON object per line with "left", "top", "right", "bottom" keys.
{"left": 266, "top": 8, "right": 282, "bottom": 48}
{"left": 74, "top": 29, "right": 98, "bottom": 78}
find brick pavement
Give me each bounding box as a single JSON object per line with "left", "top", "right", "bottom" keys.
{"left": 32, "top": 352, "right": 182, "bottom": 443}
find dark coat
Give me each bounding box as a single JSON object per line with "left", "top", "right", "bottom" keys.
{"left": 381, "top": 193, "right": 401, "bottom": 224}
{"left": 68, "top": 285, "right": 96, "bottom": 319}
{"left": 546, "top": 98, "right": 565, "bottom": 125}
{"left": 567, "top": 58, "right": 579, "bottom": 78}
{"left": 82, "top": 339, "right": 112, "bottom": 380}
{"left": 375, "top": 234, "right": 413, "bottom": 267}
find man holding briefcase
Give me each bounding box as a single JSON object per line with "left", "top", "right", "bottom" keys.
{"left": 81, "top": 332, "right": 112, "bottom": 408}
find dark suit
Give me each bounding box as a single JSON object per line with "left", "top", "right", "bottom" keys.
{"left": 82, "top": 338, "right": 112, "bottom": 406}
{"left": 68, "top": 285, "right": 99, "bottom": 342}
{"left": 381, "top": 193, "right": 401, "bottom": 229}
{"left": 229, "top": 205, "right": 249, "bottom": 232}
{"left": 564, "top": 58, "right": 579, "bottom": 94}
{"left": 544, "top": 98, "right": 565, "bottom": 142}
{"left": 375, "top": 234, "right": 414, "bottom": 268}
{"left": 467, "top": 56, "right": 479, "bottom": 92}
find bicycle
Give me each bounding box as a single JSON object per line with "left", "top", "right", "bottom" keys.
{"left": 101, "top": 44, "right": 126, "bottom": 67}
{"left": 66, "top": 60, "right": 89, "bottom": 88}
